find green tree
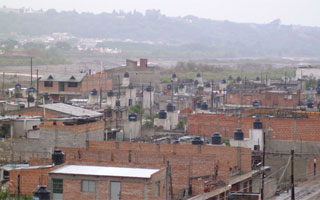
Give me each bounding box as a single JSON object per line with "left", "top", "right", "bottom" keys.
{"left": 129, "top": 104, "right": 144, "bottom": 115}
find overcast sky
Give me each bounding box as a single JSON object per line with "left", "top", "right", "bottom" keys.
{"left": 1, "top": 0, "right": 319, "bottom": 27}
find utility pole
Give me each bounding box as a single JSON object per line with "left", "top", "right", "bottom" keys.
{"left": 2, "top": 72, "right": 4, "bottom": 97}
{"left": 210, "top": 80, "right": 214, "bottom": 112}
{"left": 291, "top": 149, "right": 295, "bottom": 200}
{"left": 149, "top": 81, "right": 152, "bottom": 116}
{"left": 285, "top": 71, "right": 287, "bottom": 89}
{"left": 140, "top": 85, "right": 144, "bottom": 126}
{"left": 36, "top": 69, "right": 39, "bottom": 98}
{"left": 100, "top": 87, "right": 102, "bottom": 109}
{"left": 30, "top": 57, "right": 33, "bottom": 87}
{"left": 261, "top": 130, "right": 266, "bottom": 200}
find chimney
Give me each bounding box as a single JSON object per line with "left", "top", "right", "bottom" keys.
{"left": 140, "top": 58, "right": 148, "bottom": 68}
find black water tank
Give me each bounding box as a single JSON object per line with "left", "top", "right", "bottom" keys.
{"left": 128, "top": 113, "right": 137, "bottom": 121}
{"left": 234, "top": 129, "right": 244, "bottom": 140}
{"left": 167, "top": 84, "right": 172, "bottom": 90}
{"left": 221, "top": 79, "right": 226, "bottom": 84}
{"left": 27, "top": 95, "right": 35, "bottom": 103}
{"left": 124, "top": 72, "right": 129, "bottom": 77}
{"left": 172, "top": 140, "right": 180, "bottom": 144}
{"left": 192, "top": 136, "right": 203, "bottom": 145}
{"left": 201, "top": 102, "right": 208, "bottom": 110}
{"left": 196, "top": 101, "right": 202, "bottom": 108}
{"left": 115, "top": 99, "right": 120, "bottom": 107}
{"left": 146, "top": 86, "right": 152, "bottom": 92}
{"left": 33, "top": 185, "right": 50, "bottom": 200}
{"left": 15, "top": 83, "right": 21, "bottom": 90}
{"left": 307, "top": 102, "right": 314, "bottom": 108}
{"left": 194, "top": 80, "right": 199, "bottom": 85}
{"left": 172, "top": 73, "right": 177, "bottom": 78}
{"left": 197, "top": 73, "right": 201, "bottom": 77}
{"left": 52, "top": 149, "right": 65, "bottom": 165}
{"left": 27, "top": 87, "right": 36, "bottom": 93}
{"left": 198, "top": 86, "right": 204, "bottom": 92}
{"left": 179, "top": 83, "right": 184, "bottom": 89}
{"left": 205, "top": 82, "right": 211, "bottom": 88}
{"left": 253, "top": 119, "right": 263, "bottom": 129}
{"left": 167, "top": 103, "right": 175, "bottom": 112}
{"left": 212, "top": 132, "right": 222, "bottom": 145}
{"left": 253, "top": 100, "right": 259, "bottom": 107}
{"left": 90, "top": 88, "right": 98, "bottom": 96}
{"left": 158, "top": 110, "right": 167, "bottom": 119}
{"left": 128, "top": 83, "right": 134, "bottom": 89}
{"left": 107, "top": 90, "right": 113, "bottom": 97}
{"left": 43, "top": 92, "right": 49, "bottom": 100}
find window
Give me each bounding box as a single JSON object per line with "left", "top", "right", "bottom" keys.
{"left": 82, "top": 180, "right": 96, "bottom": 192}
{"left": 155, "top": 181, "right": 160, "bottom": 197}
{"left": 44, "top": 81, "right": 53, "bottom": 87}
{"left": 52, "top": 179, "right": 63, "bottom": 194}
{"left": 68, "top": 82, "right": 78, "bottom": 87}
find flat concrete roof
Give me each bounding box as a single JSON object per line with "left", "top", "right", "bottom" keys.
{"left": 50, "top": 165, "right": 160, "bottom": 179}
{"left": 39, "top": 103, "right": 102, "bottom": 118}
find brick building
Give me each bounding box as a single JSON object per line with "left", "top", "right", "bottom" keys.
{"left": 39, "top": 72, "right": 112, "bottom": 101}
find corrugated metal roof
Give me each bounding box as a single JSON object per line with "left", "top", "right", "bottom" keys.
{"left": 50, "top": 165, "right": 160, "bottom": 179}
{"left": 40, "top": 73, "right": 86, "bottom": 82}
{"left": 39, "top": 103, "right": 102, "bottom": 117}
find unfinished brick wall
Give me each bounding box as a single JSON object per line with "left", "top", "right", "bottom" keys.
{"left": 80, "top": 72, "right": 112, "bottom": 93}
{"left": 226, "top": 91, "right": 299, "bottom": 107}
{"left": 9, "top": 167, "right": 51, "bottom": 195}
{"left": 40, "top": 120, "right": 104, "bottom": 134}
{"left": 189, "top": 113, "right": 320, "bottom": 142}
{"left": 58, "top": 141, "right": 252, "bottom": 197}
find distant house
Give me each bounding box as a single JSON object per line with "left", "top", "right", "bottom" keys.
{"left": 39, "top": 72, "right": 112, "bottom": 102}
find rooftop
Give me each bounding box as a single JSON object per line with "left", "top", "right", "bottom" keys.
{"left": 40, "top": 73, "right": 86, "bottom": 82}
{"left": 39, "top": 103, "right": 102, "bottom": 118}
{"left": 50, "top": 165, "right": 160, "bottom": 179}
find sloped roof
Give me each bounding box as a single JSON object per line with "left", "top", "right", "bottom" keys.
{"left": 40, "top": 73, "right": 86, "bottom": 82}
{"left": 39, "top": 103, "right": 102, "bottom": 117}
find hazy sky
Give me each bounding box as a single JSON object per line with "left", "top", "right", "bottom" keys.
{"left": 1, "top": 0, "right": 320, "bottom": 27}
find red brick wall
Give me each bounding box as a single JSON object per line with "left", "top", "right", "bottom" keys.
{"left": 80, "top": 73, "right": 112, "bottom": 93}
{"left": 226, "top": 91, "right": 299, "bottom": 107}
{"left": 189, "top": 113, "right": 320, "bottom": 142}
{"left": 58, "top": 141, "right": 252, "bottom": 197}
{"left": 9, "top": 167, "right": 51, "bottom": 195}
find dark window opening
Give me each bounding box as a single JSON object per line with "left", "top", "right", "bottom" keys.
{"left": 68, "top": 82, "right": 78, "bottom": 87}
{"left": 44, "top": 81, "right": 53, "bottom": 87}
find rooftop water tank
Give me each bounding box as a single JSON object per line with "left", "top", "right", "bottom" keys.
{"left": 179, "top": 83, "right": 184, "bottom": 89}
{"left": 201, "top": 102, "right": 208, "bottom": 110}
{"left": 196, "top": 101, "right": 202, "bottom": 108}
{"left": 90, "top": 88, "right": 98, "bottom": 96}
{"left": 27, "top": 87, "right": 36, "bottom": 93}
{"left": 128, "top": 113, "right": 137, "bottom": 121}
{"left": 52, "top": 149, "right": 65, "bottom": 165}
{"left": 167, "top": 103, "right": 175, "bottom": 112}
{"left": 253, "top": 119, "right": 263, "bottom": 129}
{"left": 221, "top": 79, "right": 227, "bottom": 84}
{"left": 115, "top": 99, "right": 120, "bottom": 107}
{"left": 172, "top": 73, "right": 177, "bottom": 78}
{"left": 146, "top": 86, "right": 152, "bottom": 92}
{"left": 307, "top": 102, "right": 314, "bottom": 108}
{"left": 15, "top": 83, "right": 21, "bottom": 90}
{"left": 234, "top": 129, "right": 244, "bottom": 140}
{"left": 212, "top": 132, "right": 222, "bottom": 145}
{"left": 167, "top": 84, "right": 172, "bottom": 90}
{"left": 252, "top": 100, "right": 259, "bottom": 107}
{"left": 33, "top": 185, "right": 50, "bottom": 200}
{"left": 128, "top": 83, "right": 134, "bottom": 89}
{"left": 192, "top": 136, "right": 203, "bottom": 145}
{"left": 172, "top": 140, "right": 180, "bottom": 144}
{"left": 197, "top": 73, "right": 201, "bottom": 77}
{"left": 107, "top": 90, "right": 113, "bottom": 97}
{"left": 194, "top": 80, "right": 199, "bottom": 85}
{"left": 124, "top": 72, "right": 129, "bottom": 77}
{"left": 205, "top": 82, "right": 211, "bottom": 88}
{"left": 158, "top": 110, "right": 167, "bottom": 119}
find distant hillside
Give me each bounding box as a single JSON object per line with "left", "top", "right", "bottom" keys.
{"left": 1, "top": 9, "right": 320, "bottom": 58}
